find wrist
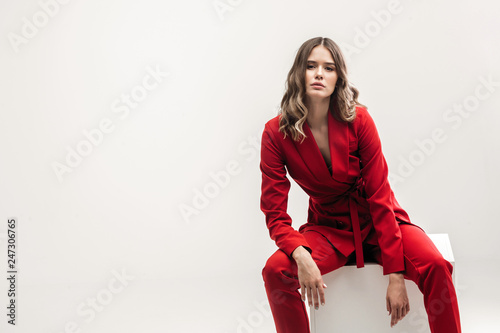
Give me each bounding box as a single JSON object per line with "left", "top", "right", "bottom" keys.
{"left": 389, "top": 272, "right": 404, "bottom": 283}
{"left": 292, "top": 246, "right": 310, "bottom": 263}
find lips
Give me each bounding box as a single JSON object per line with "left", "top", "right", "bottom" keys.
{"left": 311, "top": 82, "right": 325, "bottom": 87}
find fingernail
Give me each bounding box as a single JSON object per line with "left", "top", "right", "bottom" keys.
{"left": 315, "top": 306, "right": 318, "bottom": 310}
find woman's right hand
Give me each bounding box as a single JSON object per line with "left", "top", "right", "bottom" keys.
{"left": 292, "top": 246, "right": 327, "bottom": 309}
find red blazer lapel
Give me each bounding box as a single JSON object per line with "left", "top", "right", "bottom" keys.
{"left": 292, "top": 108, "right": 350, "bottom": 184}
{"left": 327, "top": 107, "right": 350, "bottom": 183}
{"left": 291, "top": 122, "right": 325, "bottom": 183}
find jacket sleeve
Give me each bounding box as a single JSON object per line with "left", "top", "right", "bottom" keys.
{"left": 260, "top": 123, "right": 311, "bottom": 257}
{"left": 357, "top": 108, "right": 405, "bottom": 275}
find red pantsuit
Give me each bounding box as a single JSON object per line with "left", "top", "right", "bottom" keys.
{"left": 259, "top": 106, "right": 461, "bottom": 332}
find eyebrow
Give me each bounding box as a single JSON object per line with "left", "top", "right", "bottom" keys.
{"left": 307, "top": 60, "right": 336, "bottom": 66}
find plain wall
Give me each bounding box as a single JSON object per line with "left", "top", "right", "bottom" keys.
{"left": 0, "top": 0, "right": 499, "bottom": 332}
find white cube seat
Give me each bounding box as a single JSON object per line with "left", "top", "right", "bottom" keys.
{"left": 307, "top": 234, "right": 455, "bottom": 333}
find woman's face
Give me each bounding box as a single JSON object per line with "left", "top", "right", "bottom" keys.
{"left": 304, "top": 45, "right": 338, "bottom": 103}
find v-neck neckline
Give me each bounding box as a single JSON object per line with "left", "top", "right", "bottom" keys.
{"left": 291, "top": 106, "right": 350, "bottom": 185}
{"left": 304, "top": 109, "right": 334, "bottom": 178}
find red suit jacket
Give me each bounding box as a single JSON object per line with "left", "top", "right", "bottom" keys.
{"left": 260, "top": 105, "right": 416, "bottom": 275}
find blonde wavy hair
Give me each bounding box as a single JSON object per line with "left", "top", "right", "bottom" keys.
{"left": 278, "top": 37, "right": 366, "bottom": 142}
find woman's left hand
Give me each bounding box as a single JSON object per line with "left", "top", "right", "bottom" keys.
{"left": 386, "top": 272, "right": 410, "bottom": 327}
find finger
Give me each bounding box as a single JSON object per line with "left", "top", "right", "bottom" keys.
{"left": 386, "top": 298, "right": 391, "bottom": 314}
{"left": 300, "top": 285, "right": 306, "bottom": 302}
{"left": 391, "top": 306, "right": 399, "bottom": 327}
{"left": 319, "top": 284, "right": 325, "bottom": 306}
{"left": 403, "top": 303, "right": 410, "bottom": 318}
{"left": 401, "top": 305, "right": 407, "bottom": 318}
{"left": 312, "top": 285, "right": 320, "bottom": 309}
{"left": 306, "top": 286, "right": 313, "bottom": 307}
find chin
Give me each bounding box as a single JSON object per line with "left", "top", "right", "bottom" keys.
{"left": 307, "top": 91, "right": 330, "bottom": 99}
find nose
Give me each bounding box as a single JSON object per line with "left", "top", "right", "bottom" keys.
{"left": 315, "top": 66, "right": 323, "bottom": 78}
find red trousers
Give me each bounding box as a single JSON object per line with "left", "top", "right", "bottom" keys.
{"left": 262, "top": 224, "right": 461, "bottom": 333}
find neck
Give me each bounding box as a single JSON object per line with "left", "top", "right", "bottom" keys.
{"left": 305, "top": 97, "right": 330, "bottom": 129}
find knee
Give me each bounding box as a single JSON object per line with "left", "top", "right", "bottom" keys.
{"left": 262, "top": 255, "right": 281, "bottom": 283}
{"left": 262, "top": 252, "right": 298, "bottom": 306}
{"left": 262, "top": 251, "right": 293, "bottom": 285}
{"left": 424, "top": 254, "right": 453, "bottom": 279}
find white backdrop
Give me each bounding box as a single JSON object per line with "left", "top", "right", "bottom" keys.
{"left": 0, "top": 0, "right": 499, "bottom": 332}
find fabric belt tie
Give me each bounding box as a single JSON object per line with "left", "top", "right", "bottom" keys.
{"left": 345, "top": 177, "right": 364, "bottom": 268}
{"left": 348, "top": 195, "right": 364, "bottom": 268}
{"left": 313, "top": 178, "right": 365, "bottom": 268}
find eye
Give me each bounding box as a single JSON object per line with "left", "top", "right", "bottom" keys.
{"left": 307, "top": 65, "right": 315, "bottom": 69}
{"left": 326, "top": 67, "right": 336, "bottom": 71}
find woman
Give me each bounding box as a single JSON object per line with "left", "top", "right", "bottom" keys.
{"left": 260, "top": 37, "right": 461, "bottom": 333}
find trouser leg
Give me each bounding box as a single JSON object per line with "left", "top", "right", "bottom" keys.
{"left": 396, "top": 224, "right": 462, "bottom": 333}
{"left": 262, "top": 230, "right": 348, "bottom": 333}
{"left": 262, "top": 250, "right": 308, "bottom": 333}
